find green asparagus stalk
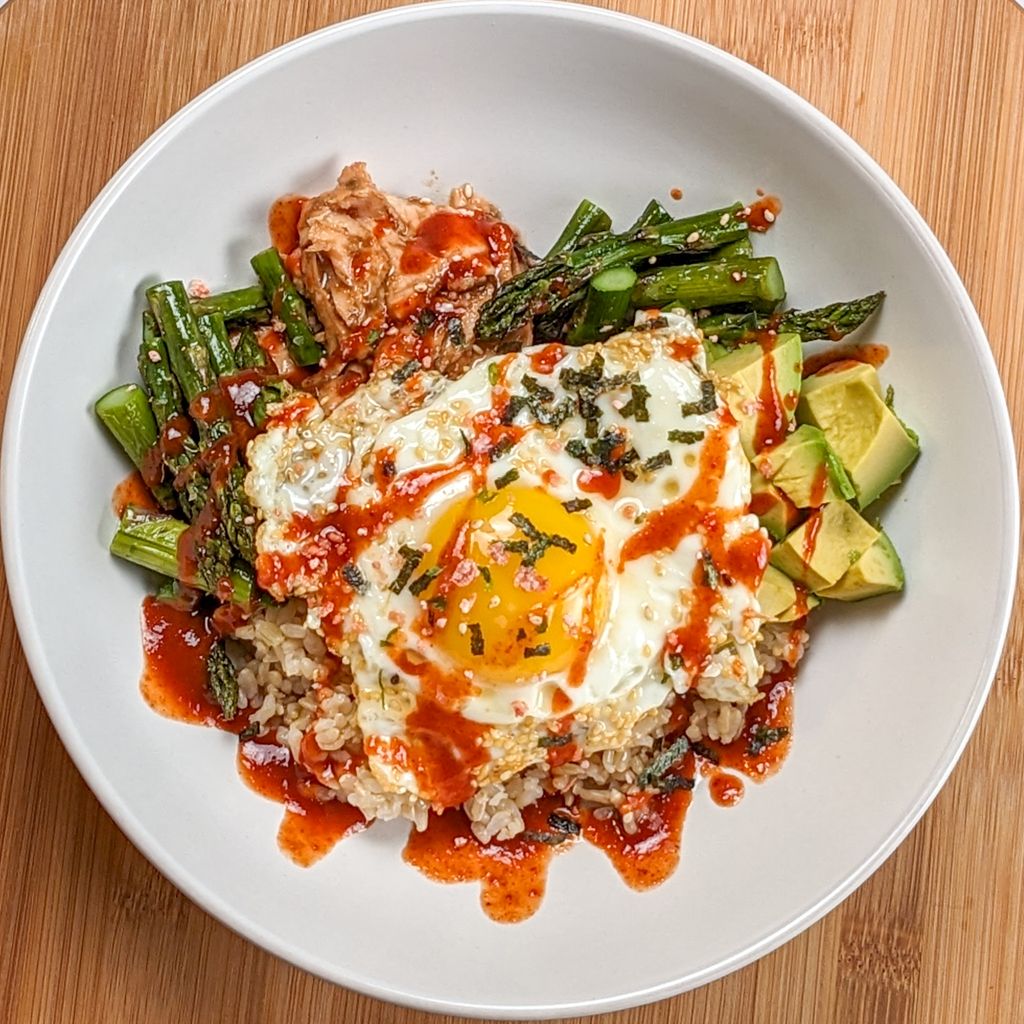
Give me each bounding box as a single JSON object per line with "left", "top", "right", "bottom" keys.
{"left": 696, "top": 291, "right": 885, "bottom": 348}
{"left": 477, "top": 204, "right": 748, "bottom": 340}
{"left": 626, "top": 199, "right": 672, "bottom": 232}
{"left": 147, "top": 281, "right": 215, "bottom": 404}
{"left": 773, "top": 291, "right": 884, "bottom": 341}
{"left": 206, "top": 643, "right": 240, "bottom": 720}
{"left": 110, "top": 507, "right": 252, "bottom": 605}
{"left": 713, "top": 237, "right": 754, "bottom": 261}
{"left": 94, "top": 384, "right": 176, "bottom": 508}
{"left": 191, "top": 285, "right": 269, "bottom": 324}
{"left": 545, "top": 200, "right": 613, "bottom": 258}
{"left": 250, "top": 247, "right": 324, "bottom": 367}
{"left": 235, "top": 327, "right": 268, "bottom": 369}
{"left": 632, "top": 256, "right": 786, "bottom": 313}
{"left": 567, "top": 266, "right": 638, "bottom": 345}
{"left": 196, "top": 312, "right": 236, "bottom": 378}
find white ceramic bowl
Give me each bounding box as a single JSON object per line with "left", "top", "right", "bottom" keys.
{"left": 2, "top": 2, "right": 1017, "bottom": 1017}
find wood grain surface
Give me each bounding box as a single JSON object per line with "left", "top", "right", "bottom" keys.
{"left": 1, "top": 0, "right": 1022, "bottom": 1021}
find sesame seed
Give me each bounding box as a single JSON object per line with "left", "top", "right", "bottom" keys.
{"left": 146, "top": 350, "right": 160, "bottom": 363}
{"left": 464, "top": 183, "right": 474, "bottom": 198}
{"left": 686, "top": 231, "right": 700, "bottom": 244}
{"left": 489, "top": 596, "right": 501, "bottom": 609}
{"left": 731, "top": 270, "right": 747, "bottom": 282}
{"left": 764, "top": 209, "right": 776, "bottom": 223}
{"left": 243, "top": 515, "right": 256, "bottom": 526}
{"left": 642, "top": 605, "right": 654, "bottom": 621}
{"left": 719, "top": 213, "right": 731, "bottom": 226}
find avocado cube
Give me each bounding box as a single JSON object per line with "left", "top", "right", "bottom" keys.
{"left": 750, "top": 468, "right": 803, "bottom": 541}
{"left": 797, "top": 363, "right": 919, "bottom": 509}
{"left": 770, "top": 500, "right": 880, "bottom": 592}
{"left": 713, "top": 332, "right": 803, "bottom": 459}
{"left": 754, "top": 424, "right": 856, "bottom": 508}
{"left": 757, "top": 564, "right": 820, "bottom": 621}
{"left": 818, "top": 530, "right": 905, "bottom": 601}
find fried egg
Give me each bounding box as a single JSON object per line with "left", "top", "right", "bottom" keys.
{"left": 246, "top": 311, "right": 769, "bottom": 807}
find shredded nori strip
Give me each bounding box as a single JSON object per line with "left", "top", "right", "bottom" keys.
{"left": 639, "top": 736, "right": 690, "bottom": 788}
{"left": 427, "top": 596, "right": 447, "bottom": 611}
{"left": 680, "top": 379, "right": 717, "bottom": 417}
{"left": 409, "top": 565, "right": 442, "bottom": 596}
{"left": 478, "top": 565, "right": 492, "bottom": 586}
{"left": 468, "top": 622, "right": 484, "bottom": 656}
{"left": 562, "top": 498, "right": 592, "bottom": 513}
{"left": 548, "top": 812, "right": 581, "bottom": 835}
{"left": 538, "top": 733, "right": 572, "bottom": 748}
{"left": 413, "top": 309, "right": 437, "bottom": 336}
{"left": 620, "top": 383, "right": 651, "bottom": 422}
{"left": 535, "top": 615, "right": 548, "bottom": 634}
{"left": 389, "top": 545, "right": 423, "bottom": 594}
{"left": 642, "top": 449, "right": 672, "bottom": 473}
{"left": 691, "top": 741, "right": 720, "bottom": 765}
{"left": 489, "top": 436, "right": 514, "bottom": 462}
{"left": 658, "top": 775, "right": 696, "bottom": 793}
{"left": 508, "top": 511, "right": 577, "bottom": 567}
{"left": 524, "top": 643, "right": 551, "bottom": 658}
{"left": 747, "top": 725, "right": 789, "bottom": 756}
{"left": 523, "top": 830, "right": 572, "bottom": 847}
{"left": 238, "top": 721, "right": 260, "bottom": 742}
{"left": 668, "top": 429, "right": 705, "bottom": 444}
{"left": 342, "top": 563, "right": 368, "bottom": 594}
{"left": 391, "top": 358, "right": 421, "bottom": 385}
{"left": 701, "top": 551, "right": 719, "bottom": 589}
{"left": 495, "top": 468, "right": 519, "bottom": 489}
{"left": 460, "top": 429, "right": 472, "bottom": 455}
{"left": 565, "top": 426, "right": 639, "bottom": 474}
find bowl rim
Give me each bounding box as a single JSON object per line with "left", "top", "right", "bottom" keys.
{"left": 2, "top": 1, "right": 1019, "bottom": 1017}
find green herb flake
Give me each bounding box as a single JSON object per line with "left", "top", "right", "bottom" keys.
{"left": 535, "top": 615, "right": 548, "bottom": 634}
{"left": 642, "top": 449, "right": 672, "bottom": 473}
{"left": 478, "top": 565, "right": 492, "bottom": 587}
{"left": 668, "top": 429, "right": 705, "bottom": 444}
{"left": 691, "top": 741, "right": 720, "bottom": 765}
{"left": 885, "top": 384, "right": 895, "bottom": 408}
{"left": 413, "top": 309, "right": 437, "bottom": 336}
{"left": 427, "top": 596, "right": 447, "bottom": 611}
{"left": 468, "top": 622, "right": 485, "bottom": 656}
{"left": 389, "top": 545, "right": 424, "bottom": 594}
{"left": 495, "top": 468, "right": 520, "bottom": 490}
{"left": 747, "top": 725, "right": 789, "bottom": 757}
{"left": 488, "top": 362, "right": 500, "bottom": 386}
{"left": 447, "top": 317, "right": 466, "bottom": 348}
{"left": 524, "top": 643, "right": 551, "bottom": 658}
{"left": 409, "top": 565, "right": 442, "bottom": 596}
{"left": 391, "top": 358, "right": 421, "bottom": 385}
{"left": 380, "top": 626, "right": 399, "bottom": 648}
{"left": 562, "top": 498, "right": 592, "bottom": 513}
{"left": 477, "top": 488, "right": 497, "bottom": 504}
{"left": 460, "top": 429, "right": 472, "bottom": 456}
{"left": 668, "top": 651, "right": 683, "bottom": 671}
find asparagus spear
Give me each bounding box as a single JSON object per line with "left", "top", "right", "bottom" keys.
{"left": 196, "top": 312, "right": 236, "bottom": 379}
{"left": 147, "top": 281, "right": 215, "bottom": 405}
{"left": 695, "top": 291, "right": 885, "bottom": 347}
{"left": 235, "top": 327, "right": 268, "bottom": 369}
{"left": 773, "top": 291, "right": 884, "bottom": 341}
{"left": 545, "top": 199, "right": 613, "bottom": 258}
{"left": 632, "top": 256, "right": 786, "bottom": 313}
{"left": 94, "top": 384, "right": 176, "bottom": 508}
{"left": 206, "top": 643, "right": 240, "bottom": 720}
{"left": 567, "top": 266, "right": 638, "bottom": 345}
{"left": 626, "top": 199, "right": 672, "bottom": 232}
{"left": 250, "top": 247, "right": 324, "bottom": 367}
{"left": 477, "top": 204, "right": 749, "bottom": 340}
{"left": 110, "top": 507, "right": 252, "bottom": 605}
{"left": 714, "top": 237, "right": 754, "bottom": 261}
{"left": 191, "top": 285, "right": 269, "bottom": 324}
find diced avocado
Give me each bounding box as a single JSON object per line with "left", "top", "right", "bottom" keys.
{"left": 797, "top": 362, "right": 919, "bottom": 509}
{"left": 756, "top": 564, "right": 820, "bottom": 621}
{"left": 776, "top": 590, "right": 820, "bottom": 621}
{"left": 818, "top": 529, "right": 905, "bottom": 601}
{"left": 750, "top": 468, "right": 802, "bottom": 541}
{"left": 754, "top": 424, "right": 856, "bottom": 508}
{"left": 713, "top": 332, "right": 803, "bottom": 459}
{"left": 770, "top": 500, "right": 879, "bottom": 593}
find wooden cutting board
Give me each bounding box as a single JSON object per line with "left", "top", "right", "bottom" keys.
{"left": 1, "top": 0, "right": 1021, "bottom": 1021}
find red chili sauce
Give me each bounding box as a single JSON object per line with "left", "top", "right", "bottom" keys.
{"left": 708, "top": 772, "right": 745, "bottom": 807}
{"left": 404, "top": 797, "right": 573, "bottom": 923}
{"left": 741, "top": 195, "right": 782, "bottom": 232}
{"left": 803, "top": 344, "right": 890, "bottom": 377}
{"left": 112, "top": 471, "right": 161, "bottom": 517}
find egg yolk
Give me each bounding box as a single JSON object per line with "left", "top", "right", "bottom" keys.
{"left": 416, "top": 485, "right": 606, "bottom": 684}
